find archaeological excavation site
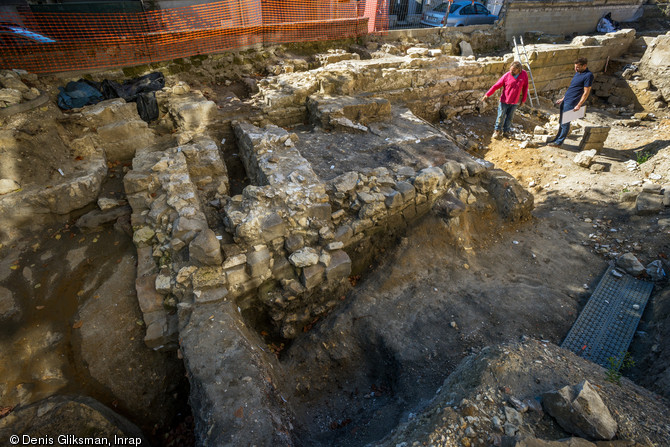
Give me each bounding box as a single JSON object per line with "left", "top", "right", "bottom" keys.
{"left": 1, "top": 1, "right": 670, "bottom": 446}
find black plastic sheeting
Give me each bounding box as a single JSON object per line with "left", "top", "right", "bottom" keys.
{"left": 57, "top": 72, "right": 164, "bottom": 122}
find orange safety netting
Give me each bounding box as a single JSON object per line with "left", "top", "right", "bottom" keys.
{"left": 0, "top": 0, "right": 388, "bottom": 74}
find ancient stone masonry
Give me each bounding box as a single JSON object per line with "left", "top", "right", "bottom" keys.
{"left": 124, "top": 95, "right": 534, "bottom": 346}
{"left": 124, "top": 138, "right": 228, "bottom": 349}
{"left": 254, "top": 30, "right": 636, "bottom": 127}
{"left": 578, "top": 126, "right": 610, "bottom": 153}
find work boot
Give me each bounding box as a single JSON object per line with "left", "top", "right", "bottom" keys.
{"left": 503, "top": 132, "right": 511, "bottom": 139}
{"left": 492, "top": 130, "right": 501, "bottom": 139}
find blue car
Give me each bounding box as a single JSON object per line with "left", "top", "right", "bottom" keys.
{"left": 0, "top": 23, "right": 55, "bottom": 46}
{"left": 421, "top": 1, "right": 498, "bottom": 27}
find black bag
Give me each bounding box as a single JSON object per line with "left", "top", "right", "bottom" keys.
{"left": 136, "top": 92, "right": 159, "bottom": 123}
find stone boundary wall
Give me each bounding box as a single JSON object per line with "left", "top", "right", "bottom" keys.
{"left": 255, "top": 29, "right": 635, "bottom": 126}
{"left": 503, "top": 0, "right": 645, "bottom": 40}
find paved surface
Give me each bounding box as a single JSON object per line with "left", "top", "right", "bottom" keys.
{"left": 562, "top": 266, "right": 654, "bottom": 369}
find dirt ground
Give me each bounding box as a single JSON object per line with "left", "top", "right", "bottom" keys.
{"left": 276, "top": 103, "right": 670, "bottom": 446}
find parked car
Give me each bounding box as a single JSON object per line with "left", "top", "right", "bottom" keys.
{"left": 0, "top": 23, "right": 56, "bottom": 46}
{"left": 421, "top": 1, "right": 498, "bottom": 27}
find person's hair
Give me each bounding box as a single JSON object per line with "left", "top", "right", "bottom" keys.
{"left": 510, "top": 61, "right": 522, "bottom": 70}
{"left": 574, "top": 57, "right": 588, "bottom": 65}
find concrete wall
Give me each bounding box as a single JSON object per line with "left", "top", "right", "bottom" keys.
{"left": 503, "top": 0, "right": 645, "bottom": 40}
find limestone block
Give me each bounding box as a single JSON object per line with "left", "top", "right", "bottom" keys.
{"left": 176, "top": 266, "right": 197, "bottom": 284}
{"left": 384, "top": 189, "right": 403, "bottom": 208}
{"left": 480, "top": 169, "right": 534, "bottom": 221}
{"left": 189, "top": 229, "right": 223, "bottom": 265}
{"left": 414, "top": 167, "right": 446, "bottom": 194}
{"left": 172, "top": 216, "right": 208, "bottom": 244}
{"left": 0, "top": 75, "right": 29, "bottom": 92}
{"left": 307, "top": 203, "right": 332, "bottom": 221}
{"left": 395, "top": 181, "right": 416, "bottom": 202}
{"left": 225, "top": 264, "right": 250, "bottom": 290}
{"left": 617, "top": 253, "right": 645, "bottom": 276}
{"left": 223, "top": 254, "right": 247, "bottom": 269}
{"left": 334, "top": 225, "right": 353, "bottom": 244}
{"left": 332, "top": 172, "right": 359, "bottom": 194}
{"left": 325, "top": 250, "right": 352, "bottom": 282}
{"left": 260, "top": 213, "right": 286, "bottom": 242}
{"left": 357, "top": 191, "right": 377, "bottom": 204}
{"left": 0, "top": 179, "right": 20, "bottom": 195}
{"left": 574, "top": 150, "right": 597, "bottom": 168}
{"left": 301, "top": 264, "right": 325, "bottom": 289}
{"left": 247, "top": 247, "right": 271, "bottom": 278}
{"left": 272, "top": 256, "right": 294, "bottom": 281}
{"left": 464, "top": 160, "right": 487, "bottom": 177}
{"left": 0, "top": 88, "right": 22, "bottom": 105}
{"left": 155, "top": 274, "right": 172, "bottom": 294}
{"left": 406, "top": 47, "right": 431, "bottom": 57}
{"left": 192, "top": 266, "right": 227, "bottom": 289}
{"left": 359, "top": 201, "right": 386, "bottom": 220}
{"left": 135, "top": 275, "right": 164, "bottom": 314}
{"left": 289, "top": 247, "right": 319, "bottom": 268}
{"left": 326, "top": 241, "right": 344, "bottom": 251}
{"left": 542, "top": 380, "right": 617, "bottom": 440}
{"left": 143, "top": 310, "right": 177, "bottom": 350}
{"left": 285, "top": 234, "right": 305, "bottom": 253}
{"left": 459, "top": 41, "right": 474, "bottom": 57}
{"left": 170, "top": 96, "right": 216, "bottom": 131}
{"left": 123, "top": 171, "right": 160, "bottom": 194}
{"left": 133, "top": 227, "right": 155, "bottom": 246}
{"left": 642, "top": 183, "right": 661, "bottom": 193}
{"left": 136, "top": 246, "right": 157, "bottom": 278}
{"left": 194, "top": 287, "right": 228, "bottom": 304}
{"left": 97, "top": 119, "right": 154, "bottom": 161}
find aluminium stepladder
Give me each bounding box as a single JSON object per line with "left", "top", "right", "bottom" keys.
{"left": 513, "top": 35, "right": 539, "bottom": 108}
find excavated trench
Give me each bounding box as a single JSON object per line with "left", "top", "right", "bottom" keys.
{"left": 2, "top": 25, "right": 670, "bottom": 447}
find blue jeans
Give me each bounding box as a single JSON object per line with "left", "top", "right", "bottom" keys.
{"left": 553, "top": 102, "right": 571, "bottom": 145}
{"left": 495, "top": 102, "right": 518, "bottom": 133}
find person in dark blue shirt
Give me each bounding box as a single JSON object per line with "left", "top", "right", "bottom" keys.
{"left": 547, "top": 57, "right": 594, "bottom": 147}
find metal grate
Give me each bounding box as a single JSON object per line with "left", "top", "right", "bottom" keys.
{"left": 562, "top": 266, "right": 654, "bottom": 369}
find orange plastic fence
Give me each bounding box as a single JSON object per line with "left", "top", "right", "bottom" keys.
{"left": 0, "top": 0, "right": 388, "bottom": 74}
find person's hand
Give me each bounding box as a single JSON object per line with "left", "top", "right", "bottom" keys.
{"left": 481, "top": 95, "right": 488, "bottom": 101}
{"left": 573, "top": 104, "right": 581, "bottom": 111}
{"left": 556, "top": 98, "right": 564, "bottom": 105}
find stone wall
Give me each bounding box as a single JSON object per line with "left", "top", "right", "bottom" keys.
{"left": 502, "top": 0, "right": 645, "bottom": 40}
{"left": 124, "top": 91, "right": 534, "bottom": 347}
{"left": 254, "top": 29, "right": 635, "bottom": 126}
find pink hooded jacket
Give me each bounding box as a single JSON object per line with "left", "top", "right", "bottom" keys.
{"left": 485, "top": 70, "right": 529, "bottom": 105}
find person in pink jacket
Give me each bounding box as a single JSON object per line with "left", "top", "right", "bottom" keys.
{"left": 481, "top": 61, "right": 529, "bottom": 139}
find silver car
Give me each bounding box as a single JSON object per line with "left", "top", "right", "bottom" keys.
{"left": 420, "top": 1, "right": 498, "bottom": 27}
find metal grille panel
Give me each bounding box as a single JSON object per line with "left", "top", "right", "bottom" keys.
{"left": 562, "top": 266, "right": 654, "bottom": 369}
